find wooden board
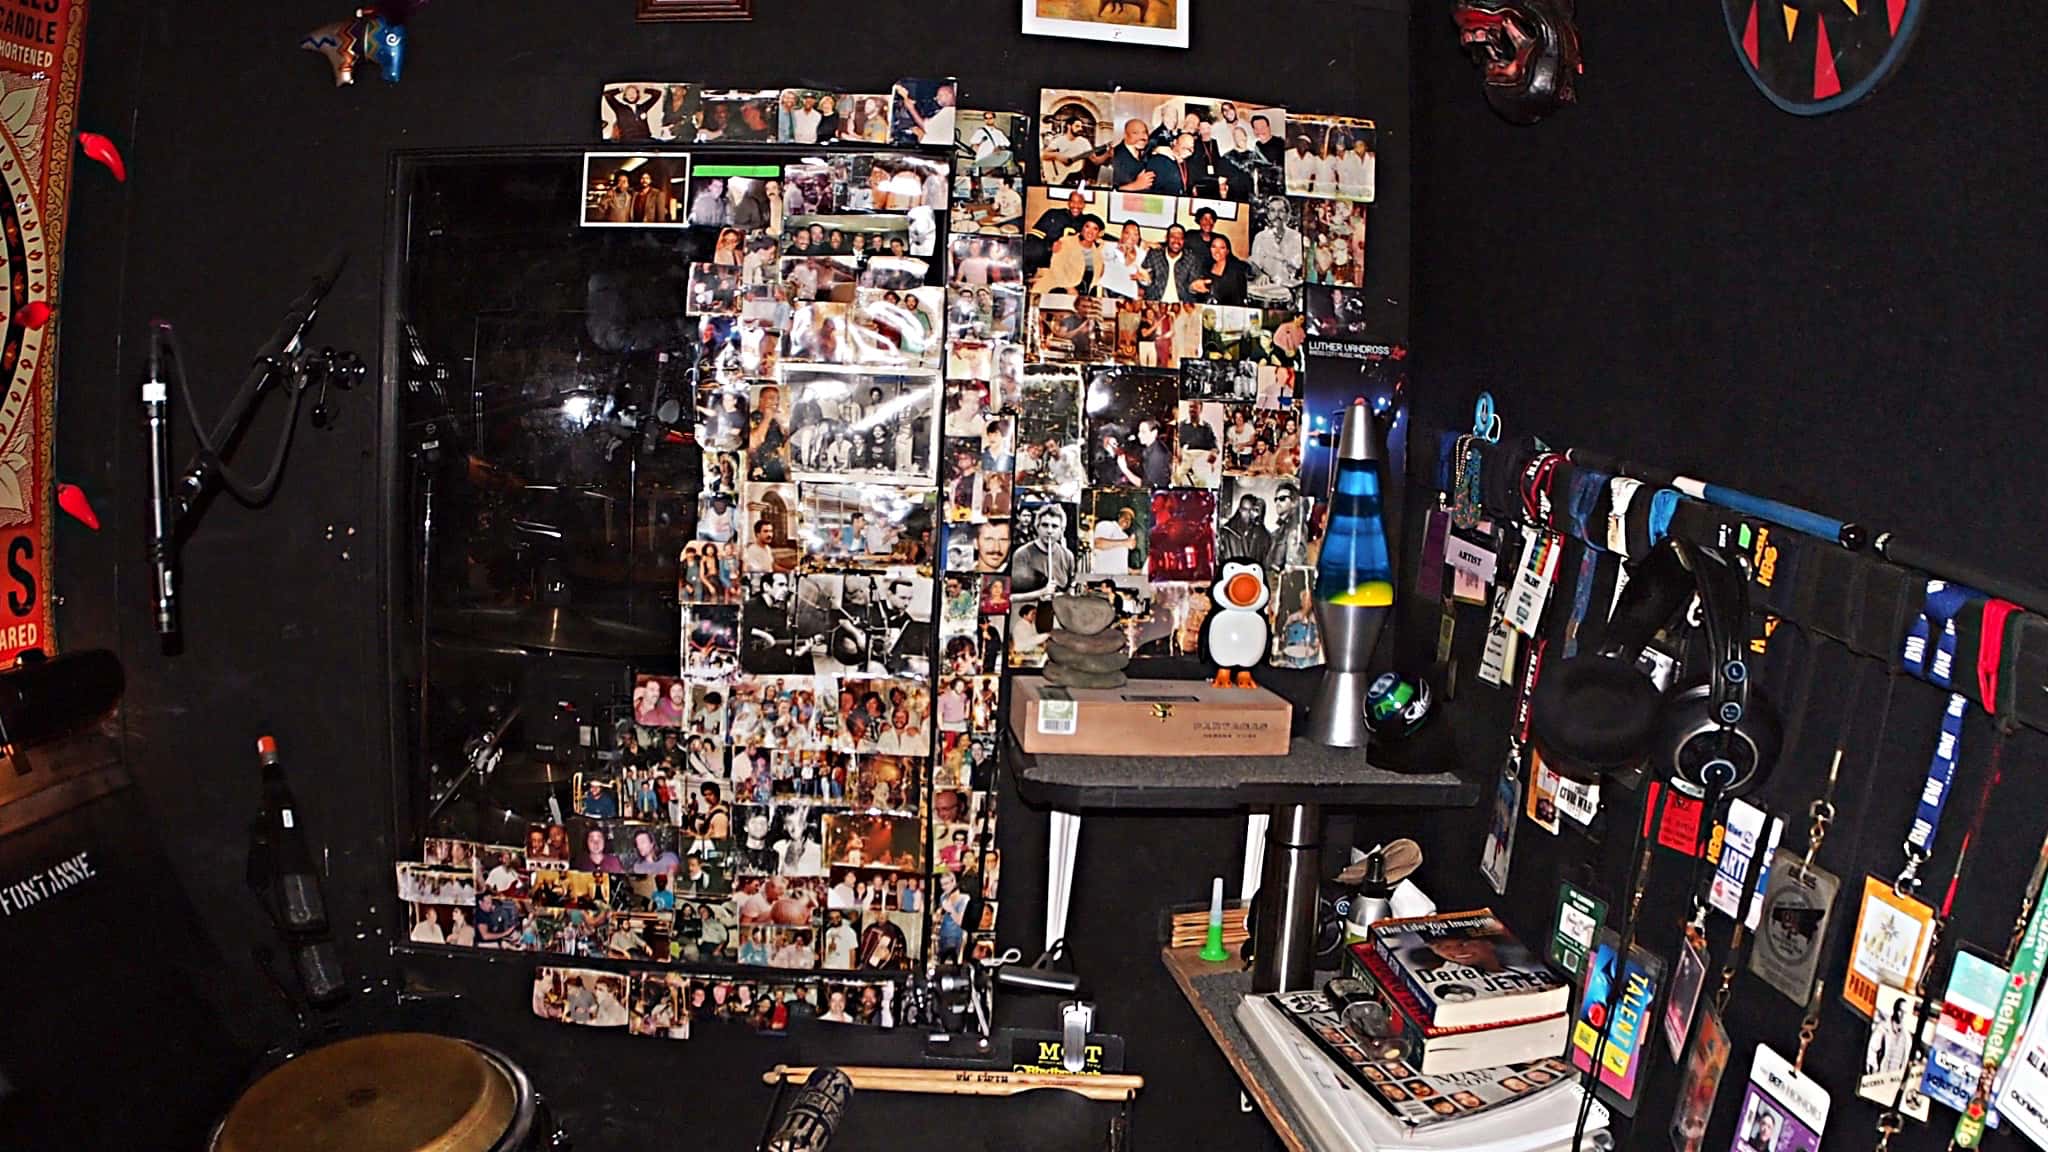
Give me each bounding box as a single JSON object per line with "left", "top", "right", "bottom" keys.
{"left": 1161, "top": 945, "right": 1317, "bottom": 1152}
{"left": 0, "top": 718, "right": 127, "bottom": 838}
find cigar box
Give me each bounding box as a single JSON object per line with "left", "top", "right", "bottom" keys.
{"left": 1011, "top": 676, "right": 1293, "bottom": 757}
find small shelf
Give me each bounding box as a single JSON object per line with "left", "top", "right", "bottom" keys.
{"left": 1009, "top": 720, "right": 1482, "bottom": 811}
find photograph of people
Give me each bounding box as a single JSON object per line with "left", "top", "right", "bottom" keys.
{"left": 1189, "top": 234, "right": 1250, "bottom": 305}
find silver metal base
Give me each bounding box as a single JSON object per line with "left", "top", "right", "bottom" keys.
{"left": 1305, "top": 602, "right": 1387, "bottom": 747}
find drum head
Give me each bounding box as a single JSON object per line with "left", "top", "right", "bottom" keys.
{"left": 215, "top": 1033, "right": 515, "bottom": 1152}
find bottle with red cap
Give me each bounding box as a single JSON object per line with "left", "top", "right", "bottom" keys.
{"left": 257, "top": 734, "right": 327, "bottom": 935}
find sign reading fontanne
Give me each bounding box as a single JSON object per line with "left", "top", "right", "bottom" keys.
{"left": 0, "top": 849, "right": 94, "bottom": 916}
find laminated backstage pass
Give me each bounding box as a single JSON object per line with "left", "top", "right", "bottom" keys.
{"left": 1672, "top": 1008, "right": 1733, "bottom": 1152}
{"left": 1730, "top": 1043, "right": 1830, "bottom": 1152}
{"left": 1992, "top": 990, "right": 2048, "bottom": 1148}
{"left": 1643, "top": 782, "right": 1707, "bottom": 856}
{"left": 1749, "top": 849, "right": 1840, "bottom": 1005}
{"left": 1503, "top": 527, "right": 1562, "bottom": 638}
{"left": 1526, "top": 753, "right": 1563, "bottom": 835}
{"left": 1549, "top": 881, "right": 1608, "bottom": 976}
{"left": 1555, "top": 773, "right": 1601, "bottom": 826}
{"left": 1479, "top": 770, "right": 1520, "bottom": 896}
{"left": 1569, "top": 932, "right": 1665, "bottom": 1114}
{"left": 1664, "top": 924, "right": 1711, "bottom": 1060}
{"left": 1857, "top": 982, "right": 1932, "bottom": 1122}
{"left": 1842, "top": 875, "right": 1936, "bottom": 1019}
{"left": 1445, "top": 532, "right": 1498, "bottom": 586}
{"left": 1921, "top": 949, "right": 2008, "bottom": 1120}
{"left": 1957, "top": 887, "right": 2048, "bottom": 1148}
{"left": 1452, "top": 565, "right": 1489, "bottom": 604}
{"left": 1478, "top": 620, "right": 1517, "bottom": 686}
{"left": 1710, "top": 800, "right": 1783, "bottom": 926}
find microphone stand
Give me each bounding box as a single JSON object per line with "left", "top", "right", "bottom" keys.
{"left": 150, "top": 249, "right": 360, "bottom": 640}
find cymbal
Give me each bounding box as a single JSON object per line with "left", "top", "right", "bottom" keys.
{"left": 215, "top": 1033, "right": 513, "bottom": 1152}
{"left": 433, "top": 605, "right": 672, "bottom": 658}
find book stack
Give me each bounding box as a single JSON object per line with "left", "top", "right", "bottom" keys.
{"left": 1233, "top": 908, "right": 1596, "bottom": 1152}
{"left": 1345, "top": 908, "right": 1572, "bottom": 1076}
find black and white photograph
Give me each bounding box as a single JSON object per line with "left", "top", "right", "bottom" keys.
{"left": 1247, "top": 194, "right": 1305, "bottom": 304}
{"left": 793, "top": 572, "right": 920, "bottom": 677}
{"left": 1182, "top": 356, "right": 1258, "bottom": 402}
{"left": 1218, "top": 475, "right": 1311, "bottom": 569}
{"left": 740, "top": 570, "right": 815, "bottom": 674}
{"left": 783, "top": 366, "right": 938, "bottom": 481}
{"left": 582, "top": 152, "right": 689, "bottom": 227}
{"left": 1008, "top": 498, "right": 1081, "bottom": 609}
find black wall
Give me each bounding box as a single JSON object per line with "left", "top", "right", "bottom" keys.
{"left": 45, "top": 1, "right": 1410, "bottom": 1146}
{"left": 1411, "top": 5, "right": 2048, "bottom": 1152}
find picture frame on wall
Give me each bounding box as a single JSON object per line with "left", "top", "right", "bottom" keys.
{"left": 637, "top": 0, "right": 754, "bottom": 22}
{"left": 1020, "top": 0, "right": 1189, "bottom": 49}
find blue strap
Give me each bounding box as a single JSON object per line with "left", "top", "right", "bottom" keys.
{"left": 1563, "top": 546, "right": 1601, "bottom": 660}
{"left": 1910, "top": 691, "right": 1967, "bottom": 858}
{"left": 1565, "top": 468, "right": 1609, "bottom": 546}
{"left": 1900, "top": 580, "right": 1985, "bottom": 871}
{"left": 1647, "top": 489, "right": 1680, "bottom": 546}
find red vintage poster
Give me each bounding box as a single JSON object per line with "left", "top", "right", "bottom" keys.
{"left": 0, "top": 0, "right": 86, "bottom": 660}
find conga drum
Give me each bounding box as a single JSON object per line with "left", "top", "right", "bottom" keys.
{"left": 211, "top": 1033, "right": 562, "bottom": 1152}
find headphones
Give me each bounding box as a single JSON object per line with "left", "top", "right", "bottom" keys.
{"left": 1530, "top": 539, "right": 1781, "bottom": 798}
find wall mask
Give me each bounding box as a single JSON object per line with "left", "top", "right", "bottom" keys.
{"left": 1450, "top": 0, "right": 1583, "bottom": 125}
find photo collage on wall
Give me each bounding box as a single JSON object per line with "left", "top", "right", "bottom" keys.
{"left": 397, "top": 78, "right": 1002, "bottom": 1036}
{"left": 977, "top": 86, "right": 1394, "bottom": 673}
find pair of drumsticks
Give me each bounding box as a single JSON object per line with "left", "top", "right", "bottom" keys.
{"left": 765, "top": 1063, "right": 1142, "bottom": 1102}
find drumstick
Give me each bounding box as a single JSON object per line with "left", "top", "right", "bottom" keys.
{"left": 765, "top": 1064, "right": 1142, "bottom": 1102}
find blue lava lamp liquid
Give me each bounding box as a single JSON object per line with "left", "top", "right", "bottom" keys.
{"left": 1316, "top": 457, "right": 1394, "bottom": 607}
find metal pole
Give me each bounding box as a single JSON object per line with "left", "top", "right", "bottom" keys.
{"left": 1251, "top": 802, "right": 1324, "bottom": 992}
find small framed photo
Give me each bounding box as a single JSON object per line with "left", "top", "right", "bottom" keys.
{"left": 582, "top": 152, "right": 689, "bottom": 228}
{"left": 1021, "top": 0, "right": 1188, "bottom": 47}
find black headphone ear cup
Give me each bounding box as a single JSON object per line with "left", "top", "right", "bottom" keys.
{"left": 1660, "top": 683, "right": 1782, "bottom": 797}
{"left": 1530, "top": 655, "right": 1665, "bottom": 782}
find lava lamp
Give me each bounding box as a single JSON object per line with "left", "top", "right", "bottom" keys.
{"left": 1308, "top": 399, "right": 1394, "bottom": 747}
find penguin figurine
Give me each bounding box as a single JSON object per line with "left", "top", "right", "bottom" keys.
{"left": 1205, "top": 559, "right": 1271, "bottom": 688}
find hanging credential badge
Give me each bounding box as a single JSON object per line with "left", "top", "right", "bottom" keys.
{"left": 1730, "top": 1043, "right": 1831, "bottom": 1152}
{"left": 1750, "top": 848, "right": 1840, "bottom": 1005}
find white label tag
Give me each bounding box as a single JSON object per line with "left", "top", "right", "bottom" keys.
{"left": 1445, "top": 535, "right": 1498, "bottom": 585}
{"left": 1504, "top": 529, "right": 1561, "bottom": 638}
{"left": 1478, "top": 623, "right": 1516, "bottom": 686}
{"left": 282, "top": 809, "right": 295, "bottom": 829}
{"left": 1555, "top": 775, "right": 1601, "bottom": 825}
{"left": 1037, "top": 699, "right": 1077, "bottom": 736}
